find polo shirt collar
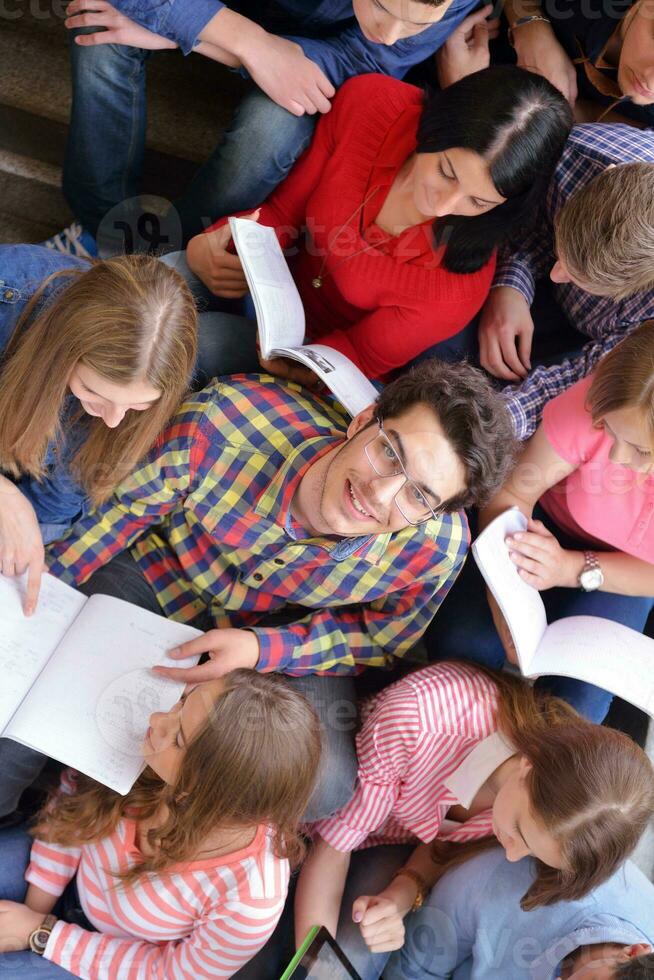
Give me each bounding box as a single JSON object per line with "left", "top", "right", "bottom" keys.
{"left": 442, "top": 731, "right": 516, "bottom": 808}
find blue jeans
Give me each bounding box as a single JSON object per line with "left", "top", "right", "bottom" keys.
{"left": 65, "top": 37, "right": 315, "bottom": 251}
{"left": 424, "top": 507, "right": 654, "bottom": 723}
{"left": 160, "top": 252, "right": 259, "bottom": 383}
{"left": 0, "top": 826, "right": 90, "bottom": 978}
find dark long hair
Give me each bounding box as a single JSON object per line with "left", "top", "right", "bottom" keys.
{"left": 417, "top": 66, "right": 573, "bottom": 273}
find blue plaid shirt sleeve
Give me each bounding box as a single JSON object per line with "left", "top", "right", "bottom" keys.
{"left": 502, "top": 327, "right": 629, "bottom": 440}
{"left": 491, "top": 231, "right": 555, "bottom": 306}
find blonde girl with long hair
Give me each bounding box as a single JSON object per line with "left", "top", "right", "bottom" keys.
{"left": 0, "top": 670, "right": 321, "bottom": 979}
{"left": 431, "top": 319, "right": 654, "bottom": 724}
{"left": 296, "top": 661, "right": 654, "bottom": 980}
{"left": 0, "top": 245, "right": 197, "bottom": 613}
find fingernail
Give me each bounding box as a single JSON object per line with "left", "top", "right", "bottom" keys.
{"left": 353, "top": 913, "right": 362, "bottom": 923}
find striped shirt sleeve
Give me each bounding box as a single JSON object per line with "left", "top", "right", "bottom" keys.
{"left": 312, "top": 683, "right": 424, "bottom": 850}
{"left": 26, "top": 839, "right": 83, "bottom": 897}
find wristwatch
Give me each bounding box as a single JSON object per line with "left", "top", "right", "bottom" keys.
{"left": 391, "top": 868, "right": 429, "bottom": 912}
{"left": 508, "top": 14, "right": 552, "bottom": 46}
{"left": 28, "top": 914, "right": 57, "bottom": 956}
{"left": 579, "top": 551, "right": 604, "bottom": 592}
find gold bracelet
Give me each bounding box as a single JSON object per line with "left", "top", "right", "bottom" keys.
{"left": 391, "top": 868, "right": 429, "bottom": 912}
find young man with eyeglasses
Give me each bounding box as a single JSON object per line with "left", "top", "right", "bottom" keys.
{"left": 0, "top": 362, "right": 513, "bottom": 822}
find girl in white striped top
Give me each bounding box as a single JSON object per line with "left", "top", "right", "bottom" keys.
{"left": 0, "top": 670, "right": 321, "bottom": 979}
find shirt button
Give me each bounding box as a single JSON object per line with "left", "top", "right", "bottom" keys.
{"left": 253, "top": 573, "right": 263, "bottom": 582}
{"left": 4, "top": 289, "right": 14, "bottom": 300}
{"left": 273, "top": 558, "right": 285, "bottom": 566}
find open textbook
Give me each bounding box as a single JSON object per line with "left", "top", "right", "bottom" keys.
{"left": 472, "top": 508, "right": 654, "bottom": 716}
{"left": 229, "top": 216, "right": 378, "bottom": 417}
{"left": 0, "top": 572, "right": 201, "bottom": 794}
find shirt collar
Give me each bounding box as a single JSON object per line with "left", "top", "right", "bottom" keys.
{"left": 253, "top": 436, "right": 393, "bottom": 562}
{"left": 442, "top": 731, "right": 516, "bottom": 808}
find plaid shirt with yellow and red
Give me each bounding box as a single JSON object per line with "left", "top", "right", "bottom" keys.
{"left": 48, "top": 376, "right": 468, "bottom": 675}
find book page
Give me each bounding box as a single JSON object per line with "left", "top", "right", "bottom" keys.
{"left": 5, "top": 594, "right": 202, "bottom": 794}
{"left": 229, "top": 217, "right": 306, "bottom": 353}
{"left": 0, "top": 572, "right": 87, "bottom": 732}
{"left": 529, "top": 616, "right": 654, "bottom": 716}
{"left": 471, "top": 508, "right": 548, "bottom": 672}
{"left": 272, "top": 344, "right": 378, "bottom": 418}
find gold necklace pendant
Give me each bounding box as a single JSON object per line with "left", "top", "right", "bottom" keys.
{"left": 312, "top": 276, "right": 323, "bottom": 288}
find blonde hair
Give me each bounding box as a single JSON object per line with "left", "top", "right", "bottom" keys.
{"left": 33, "top": 671, "right": 322, "bottom": 881}
{"left": 430, "top": 663, "right": 654, "bottom": 909}
{"left": 554, "top": 163, "right": 654, "bottom": 300}
{"left": 587, "top": 320, "right": 654, "bottom": 449}
{"left": 0, "top": 255, "right": 197, "bottom": 505}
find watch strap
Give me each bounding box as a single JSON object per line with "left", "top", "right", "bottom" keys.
{"left": 391, "top": 868, "right": 429, "bottom": 912}
{"left": 28, "top": 913, "right": 57, "bottom": 956}
{"left": 508, "top": 14, "right": 552, "bottom": 45}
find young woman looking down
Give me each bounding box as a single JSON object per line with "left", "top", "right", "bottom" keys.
{"left": 0, "top": 670, "right": 321, "bottom": 979}
{"left": 295, "top": 661, "right": 654, "bottom": 980}
{"left": 0, "top": 245, "right": 197, "bottom": 613}
{"left": 178, "top": 68, "right": 572, "bottom": 385}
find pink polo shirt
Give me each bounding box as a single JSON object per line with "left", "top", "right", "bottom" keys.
{"left": 539, "top": 376, "right": 654, "bottom": 562}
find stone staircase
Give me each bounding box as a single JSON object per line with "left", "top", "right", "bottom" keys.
{"left": 0, "top": 0, "right": 247, "bottom": 243}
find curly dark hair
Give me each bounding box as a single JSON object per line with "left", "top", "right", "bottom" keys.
{"left": 616, "top": 953, "right": 654, "bottom": 979}
{"left": 375, "top": 358, "right": 516, "bottom": 511}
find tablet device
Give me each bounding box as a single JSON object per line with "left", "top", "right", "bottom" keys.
{"left": 280, "top": 925, "right": 362, "bottom": 979}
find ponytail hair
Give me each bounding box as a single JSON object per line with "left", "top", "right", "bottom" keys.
{"left": 430, "top": 664, "right": 654, "bottom": 908}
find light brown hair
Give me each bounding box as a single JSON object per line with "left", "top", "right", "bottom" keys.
{"left": 0, "top": 256, "right": 197, "bottom": 505}
{"left": 586, "top": 320, "right": 654, "bottom": 451}
{"left": 430, "top": 664, "right": 654, "bottom": 909}
{"left": 554, "top": 163, "right": 654, "bottom": 301}
{"left": 33, "top": 671, "right": 322, "bottom": 881}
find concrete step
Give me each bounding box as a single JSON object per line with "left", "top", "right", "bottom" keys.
{"left": 0, "top": 15, "right": 246, "bottom": 164}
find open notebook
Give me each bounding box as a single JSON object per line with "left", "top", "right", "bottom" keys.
{"left": 1, "top": 572, "right": 201, "bottom": 793}
{"left": 229, "top": 217, "right": 378, "bottom": 418}
{"left": 472, "top": 508, "right": 654, "bottom": 716}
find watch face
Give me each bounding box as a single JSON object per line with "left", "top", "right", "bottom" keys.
{"left": 580, "top": 567, "right": 603, "bottom": 591}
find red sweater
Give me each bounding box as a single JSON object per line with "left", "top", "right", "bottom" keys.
{"left": 209, "top": 74, "right": 496, "bottom": 380}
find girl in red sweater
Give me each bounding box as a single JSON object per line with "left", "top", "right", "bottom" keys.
{"left": 181, "top": 68, "right": 571, "bottom": 384}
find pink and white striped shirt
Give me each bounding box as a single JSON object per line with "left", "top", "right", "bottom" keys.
{"left": 312, "top": 662, "right": 514, "bottom": 852}
{"left": 26, "top": 784, "right": 289, "bottom": 980}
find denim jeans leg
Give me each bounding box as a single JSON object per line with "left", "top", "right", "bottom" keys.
{"left": 0, "top": 741, "right": 48, "bottom": 820}
{"left": 64, "top": 31, "right": 149, "bottom": 241}
{"left": 283, "top": 675, "right": 358, "bottom": 822}
{"left": 337, "top": 844, "right": 414, "bottom": 980}
{"left": 173, "top": 88, "right": 317, "bottom": 243}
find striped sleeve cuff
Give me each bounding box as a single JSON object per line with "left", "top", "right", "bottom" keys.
{"left": 492, "top": 261, "right": 535, "bottom": 307}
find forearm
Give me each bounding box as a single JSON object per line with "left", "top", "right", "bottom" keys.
{"left": 198, "top": 6, "right": 267, "bottom": 61}
{"left": 372, "top": 843, "right": 445, "bottom": 918}
{"left": 25, "top": 884, "right": 57, "bottom": 915}
{"left": 558, "top": 550, "right": 654, "bottom": 596}
{"left": 193, "top": 39, "right": 241, "bottom": 67}
{"left": 294, "top": 837, "right": 351, "bottom": 943}
{"left": 502, "top": 0, "right": 543, "bottom": 25}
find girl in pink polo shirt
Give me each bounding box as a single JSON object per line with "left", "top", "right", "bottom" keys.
{"left": 432, "top": 320, "right": 654, "bottom": 722}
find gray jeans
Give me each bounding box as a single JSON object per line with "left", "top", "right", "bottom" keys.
{"left": 0, "top": 550, "right": 358, "bottom": 821}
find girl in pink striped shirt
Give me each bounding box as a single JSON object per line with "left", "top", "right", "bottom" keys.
{"left": 296, "top": 661, "right": 654, "bottom": 980}
{"left": 0, "top": 670, "right": 321, "bottom": 979}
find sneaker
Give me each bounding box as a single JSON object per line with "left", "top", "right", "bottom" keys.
{"left": 42, "top": 221, "right": 99, "bottom": 259}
